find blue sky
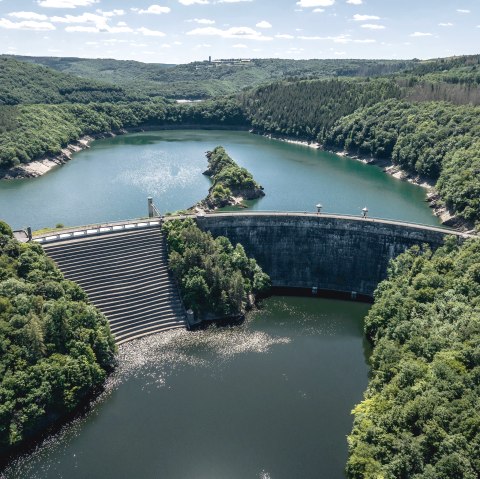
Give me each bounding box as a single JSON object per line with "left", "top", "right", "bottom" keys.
{"left": 0, "top": 0, "right": 479, "bottom": 63}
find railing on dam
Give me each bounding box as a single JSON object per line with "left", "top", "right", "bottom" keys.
{"left": 32, "top": 211, "right": 475, "bottom": 244}
{"left": 33, "top": 218, "right": 163, "bottom": 244}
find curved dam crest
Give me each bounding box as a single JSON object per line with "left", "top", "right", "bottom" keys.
{"left": 196, "top": 212, "right": 462, "bottom": 298}
{"left": 36, "top": 212, "right": 471, "bottom": 343}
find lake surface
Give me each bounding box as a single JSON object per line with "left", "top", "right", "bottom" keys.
{"left": 2, "top": 297, "right": 371, "bottom": 479}
{"left": 0, "top": 130, "right": 438, "bottom": 230}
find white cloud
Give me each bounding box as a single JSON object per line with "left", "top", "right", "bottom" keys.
{"left": 275, "top": 33, "right": 294, "bottom": 39}
{"left": 456, "top": 9, "right": 470, "bottom": 13}
{"left": 313, "top": 8, "right": 324, "bottom": 13}
{"left": 37, "top": 0, "right": 98, "bottom": 8}
{"left": 410, "top": 31, "right": 432, "bottom": 37}
{"left": 187, "top": 25, "right": 272, "bottom": 40}
{"left": 178, "top": 0, "right": 209, "bottom": 4}
{"left": 217, "top": 0, "right": 253, "bottom": 2}
{"left": 334, "top": 51, "right": 346, "bottom": 55}
{"left": 52, "top": 13, "right": 133, "bottom": 32}
{"left": 137, "top": 26, "right": 166, "bottom": 36}
{"left": 256, "top": 20, "right": 272, "bottom": 28}
{"left": 8, "top": 11, "right": 48, "bottom": 20}
{"left": 117, "top": 21, "right": 127, "bottom": 26}
{"left": 65, "top": 25, "right": 98, "bottom": 32}
{"left": 99, "top": 9, "right": 125, "bottom": 17}
{"left": 346, "top": 0, "right": 362, "bottom": 4}
{"left": 296, "top": 0, "right": 334, "bottom": 7}
{"left": 139, "top": 5, "right": 171, "bottom": 14}
{"left": 233, "top": 43, "right": 247, "bottom": 48}
{"left": 353, "top": 14, "right": 380, "bottom": 21}
{"left": 438, "top": 22, "right": 453, "bottom": 27}
{"left": 353, "top": 38, "right": 375, "bottom": 43}
{"left": 361, "top": 23, "right": 385, "bottom": 29}
{"left": 298, "top": 33, "right": 351, "bottom": 43}
{"left": 0, "top": 17, "right": 55, "bottom": 30}
{"left": 190, "top": 18, "right": 215, "bottom": 24}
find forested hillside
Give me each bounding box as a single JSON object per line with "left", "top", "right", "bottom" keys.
{"left": 241, "top": 78, "right": 402, "bottom": 140}
{"left": 0, "top": 57, "right": 143, "bottom": 105}
{"left": 9, "top": 55, "right": 413, "bottom": 99}
{"left": 0, "top": 221, "right": 116, "bottom": 455}
{"left": 347, "top": 238, "right": 480, "bottom": 478}
{"left": 324, "top": 100, "right": 480, "bottom": 224}
{"left": 0, "top": 99, "right": 246, "bottom": 168}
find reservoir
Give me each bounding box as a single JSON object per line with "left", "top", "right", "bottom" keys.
{"left": 0, "top": 130, "right": 438, "bottom": 230}
{"left": 0, "top": 130, "right": 434, "bottom": 477}
{"left": 1, "top": 297, "right": 370, "bottom": 479}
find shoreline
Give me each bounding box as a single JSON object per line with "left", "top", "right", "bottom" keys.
{"left": 327, "top": 148, "right": 465, "bottom": 229}
{"left": 0, "top": 124, "right": 249, "bottom": 181}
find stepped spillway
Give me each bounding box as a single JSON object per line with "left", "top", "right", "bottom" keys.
{"left": 42, "top": 227, "right": 187, "bottom": 344}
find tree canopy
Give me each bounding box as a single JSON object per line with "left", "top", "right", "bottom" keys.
{"left": 0, "top": 222, "right": 116, "bottom": 454}
{"left": 163, "top": 218, "right": 270, "bottom": 318}
{"left": 347, "top": 238, "right": 480, "bottom": 478}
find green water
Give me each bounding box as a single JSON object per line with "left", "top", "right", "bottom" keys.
{"left": 2, "top": 297, "right": 371, "bottom": 479}
{"left": 0, "top": 130, "right": 438, "bottom": 230}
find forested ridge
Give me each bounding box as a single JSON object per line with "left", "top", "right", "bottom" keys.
{"left": 8, "top": 54, "right": 413, "bottom": 99}
{"left": 347, "top": 238, "right": 480, "bottom": 478}
{"left": 0, "top": 57, "right": 144, "bottom": 105}
{"left": 0, "top": 221, "right": 116, "bottom": 456}
{"left": 241, "top": 78, "right": 402, "bottom": 140}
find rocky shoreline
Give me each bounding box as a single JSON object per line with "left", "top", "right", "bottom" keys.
{"left": 330, "top": 149, "right": 469, "bottom": 230}
{"left": 0, "top": 131, "right": 128, "bottom": 180}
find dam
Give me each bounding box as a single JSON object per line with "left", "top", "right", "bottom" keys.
{"left": 35, "top": 212, "right": 471, "bottom": 343}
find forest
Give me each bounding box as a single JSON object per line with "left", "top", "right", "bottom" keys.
{"left": 347, "top": 238, "right": 480, "bottom": 478}
{"left": 0, "top": 221, "right": 116, "bottom": 456}
{"left": 163, "top": 218, "right": 270, "bottom": 318}
{"left": 0, "top": 57, "right": 144, "bottom": 105}
{"left": 8, "top": 54, "right": 414, "bottom": 99}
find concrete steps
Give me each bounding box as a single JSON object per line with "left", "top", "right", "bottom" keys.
{"left": 43, "top": 227, "right": 187, "bottom": 343}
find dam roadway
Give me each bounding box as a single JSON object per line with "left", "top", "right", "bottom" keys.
{"left": 35, "top": 212, "right": 474, "bottom": 344}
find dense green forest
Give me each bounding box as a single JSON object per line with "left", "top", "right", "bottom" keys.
{"left": 9, "top": 55, "right": 414, "bottom": 99}
{"left": 0, "top": 221, "right": 116, "bottom": 455}
{"left": 0, "top": 99, "right": 247, "bottom": 168}
{"left": 0, "top": 57, "right": 144, "bottom": 105}
{"left": 324, "top": 100, "right": 480, "bottom": 224}
{"left": 199, "top": 146, "right": 264, "bottom": 209}
{"left": 347, "top": 238, "right": 480, "bottom": 478}
{"left": 241, "top": 78, "right": 402, "bottom": 140}
{"left": 163, "top": 218, "right": 270, "bottom": 318}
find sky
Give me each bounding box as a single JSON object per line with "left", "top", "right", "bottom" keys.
{"left": 0, "top": 0, "right": 479, "bottom": 64}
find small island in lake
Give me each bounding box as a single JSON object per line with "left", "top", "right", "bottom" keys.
{"left": 195, "top": 146, "right": 265, "bottom": 211}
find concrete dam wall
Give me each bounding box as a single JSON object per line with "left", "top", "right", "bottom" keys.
{"left": 196, "top": 213, "right": 461, "bottom": 298}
